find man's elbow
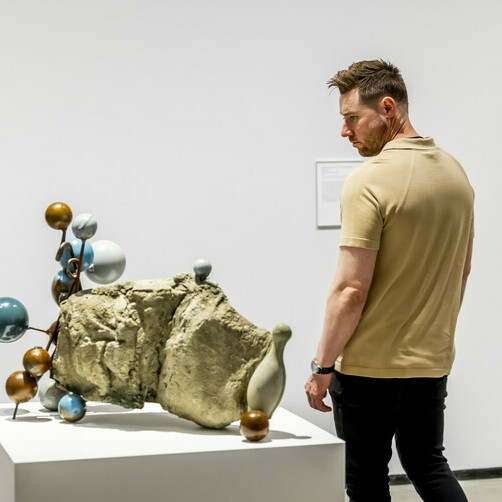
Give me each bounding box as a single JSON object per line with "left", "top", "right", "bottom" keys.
{"left": 335, "top": 286, "right": 369, "bottom": 310}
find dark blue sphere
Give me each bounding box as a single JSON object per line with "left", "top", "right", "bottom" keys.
{"left": 0, "top": 297, "right": 29, "bottom": 343}
{"left": 58, "top": 392, "right": 86, "bottom": 422}
{"left": 51, "top": 269, "right": 74, "bottom": 305}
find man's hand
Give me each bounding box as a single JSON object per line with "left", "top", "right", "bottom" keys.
{"left": 305, "top": 373, "right": 333, "bottom": 412}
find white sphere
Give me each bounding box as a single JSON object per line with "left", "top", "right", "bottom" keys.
{"left": 72, "top": 213, "right": 98, "bottom": 240}
{"left": 85, "top": 240, "right": 126, "bottom": 284}
{"left": 39, "top": 378, "right": 67, "bottom": 411}
{"left": 193, "top": 259, "right": 212, "bottom": 281}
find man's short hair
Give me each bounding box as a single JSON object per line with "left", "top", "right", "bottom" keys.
{"left": 328, "top": 59, "right": 408, "bottom": 111}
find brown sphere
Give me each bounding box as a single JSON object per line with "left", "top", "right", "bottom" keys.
{"left": 23, "top": 347, "right": 52, "bottom": 377}
{"left": 45, "top": 202, "right": 73, "bottom": 230}
{"left": 240, "top": 410, "right": 270, "bottom": 441}
{"left": 5, "top": 371, "right": 38, "bottom": 403}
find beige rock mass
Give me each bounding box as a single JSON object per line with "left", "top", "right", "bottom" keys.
{"left": 51, "top": 274, "right": 271, "bottom": 428}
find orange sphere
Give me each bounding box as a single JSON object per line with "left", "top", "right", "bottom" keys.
{"left": 240, "top": 410, "right": 270, "bottom": 441}
{"left": 45, "top": 202, "right": 72, "bottom": 230}
{"left": 5, "top": 371, "right": 38, "bottom": 403}
{"left": 23, "top": 347, "right": 52, "bottom": 377}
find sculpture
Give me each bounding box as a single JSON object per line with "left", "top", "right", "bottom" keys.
{"left": 1, "top": 202, "right": 291, "bottom": 441}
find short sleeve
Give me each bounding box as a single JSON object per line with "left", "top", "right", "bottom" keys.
{"left": 470, "top": 188, "right": 475, "bottom": 240}
{"left": 340, "top": 171, "right": 383, "bottom": 250}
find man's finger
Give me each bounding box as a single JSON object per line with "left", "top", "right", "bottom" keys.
{"left": 315, "top": 400, "right": 332, "bottom": 412}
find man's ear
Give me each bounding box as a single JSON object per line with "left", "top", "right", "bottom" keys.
{"left": 380, "top": 96, "right": 397, "bottom": 118}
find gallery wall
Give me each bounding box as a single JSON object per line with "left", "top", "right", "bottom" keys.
{"left": 0, "top": 0, "right": 500, "bottom": 473}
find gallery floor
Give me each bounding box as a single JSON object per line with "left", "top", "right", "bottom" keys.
{"left": 342, "top": 478, "right": 502, "bottom": 501}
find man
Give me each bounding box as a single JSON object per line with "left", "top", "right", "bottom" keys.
{"left": 305, "top": 60, "right": 474, "bottom": 502}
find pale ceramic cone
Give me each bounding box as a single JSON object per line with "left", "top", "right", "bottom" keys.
{"left": 246, "top": 324, "right": 291, "bottom": 417}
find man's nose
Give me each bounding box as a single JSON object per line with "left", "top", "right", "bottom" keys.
{"left": 341, "top": 123, "right": 352, "bottom": 137}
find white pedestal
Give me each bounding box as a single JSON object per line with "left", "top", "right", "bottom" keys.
{"left": 0, "top": 402, "right": 344, "bottom": 502}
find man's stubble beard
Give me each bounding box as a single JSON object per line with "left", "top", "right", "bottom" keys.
{"left": 358, "top": 119, "right": 389, "bottom": 157}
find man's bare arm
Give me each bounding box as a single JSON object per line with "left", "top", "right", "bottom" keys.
{"left": 305, "top": 246, "right": 378, "bottom": 412}
{"left": 315, "top": 246, "right": 378, "bottom": 367}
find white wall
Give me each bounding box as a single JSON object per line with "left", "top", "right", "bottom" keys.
{"left": 0, "top": 0, "right": 500, "bottom": 473}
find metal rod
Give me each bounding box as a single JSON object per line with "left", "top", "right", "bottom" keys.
{"left": 12, "top": 403, "right": 19, "bottom": 420}
{"left": 66, "top": 258, "right": 79, "bottom": 279}
{"left": 56, "top": 241, "right": 75, "bottom": 262}
{"left": 27, "top": 327, "right": 49, "bottom": 335}
{"left": 66, "top": 239, "right": 86, "bottom": 299}
{"left": 74, "top": 239, "right": 86, "bottom": 289}
{"left": 45, "top": 320, "right": 59, "bottom": 351}
{"left": 67, "top": 261, "right": 80, "bottom": 297}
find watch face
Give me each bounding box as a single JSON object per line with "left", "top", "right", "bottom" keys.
{"left": 311, "top": 359, "right": 320, "bottom": 374}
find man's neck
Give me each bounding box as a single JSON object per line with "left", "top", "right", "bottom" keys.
{"left": 387, "top": 118, "right": 419, "bottom": 141}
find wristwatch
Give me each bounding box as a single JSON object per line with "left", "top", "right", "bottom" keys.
{"left": 311, "top": 358, "right": 335, "bottom": 375}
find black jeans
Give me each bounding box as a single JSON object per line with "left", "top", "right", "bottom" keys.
{"left": 329, "top": 371, "right": 467, "bottom": 502}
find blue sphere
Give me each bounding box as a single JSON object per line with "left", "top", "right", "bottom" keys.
{"left": 0, "top": 297, "right": 29, "bottom": 343}
{"left": 59, "top": 237, "right": 94, "bottom": 274}
{"left": 58, "top": 392, "right": 86, "bottom": 422}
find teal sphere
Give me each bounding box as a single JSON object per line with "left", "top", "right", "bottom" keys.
{"left": 0, "top": 297, "right": 29, "bottom": 343}
{"left": 58, "top": 392, "right": 86, "bottom": 422}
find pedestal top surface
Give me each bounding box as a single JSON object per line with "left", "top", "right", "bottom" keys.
{"left": 0, "top": 402, "right": 341, "bottom": 464}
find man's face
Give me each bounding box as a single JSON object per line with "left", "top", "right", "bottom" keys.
{"left": 339, "top": 89, "right": 389, "bottom": 157}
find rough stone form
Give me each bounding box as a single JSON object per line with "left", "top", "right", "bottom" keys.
{"left": 51, "top": 274, "right": 271, "bottom": 428}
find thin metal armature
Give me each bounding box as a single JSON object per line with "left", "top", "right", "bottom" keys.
{"left": 12, "top": 403, "right": 19, "bottom": 420}
{"left": 65, "top": 240, "right": 86, "bottom": 297}
{"left": 27, "top": 327, "right": 50, "bottom": 335}
{"left": 66, "top": 258, "right": 81, "bottom": 297}
{"left": 45, "top": 319, "right": 59, "bottom": 351}
{"left": 73, "top": 239, "right": 86, "bottom": 293}
{"left": 56, "top": 241, "right": 75, "bottom": 262}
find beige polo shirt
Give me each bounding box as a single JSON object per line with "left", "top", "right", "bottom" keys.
{"left": 336, "top": 137, "right": 474, "bottom": 378}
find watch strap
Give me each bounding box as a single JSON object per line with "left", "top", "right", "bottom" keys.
{"left": 311, "top": 358, "right": 335, "bottom": 374}
{"left": 316, "top": 365, "right": 335, "bottom": 374}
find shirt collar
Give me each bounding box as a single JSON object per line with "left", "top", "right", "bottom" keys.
{"left": 381, "top": 136, "right": 437, "bottom": 151}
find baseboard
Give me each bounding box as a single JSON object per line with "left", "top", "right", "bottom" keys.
{"left": 389, "top": 467, "right": 502, "bottom": 486}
